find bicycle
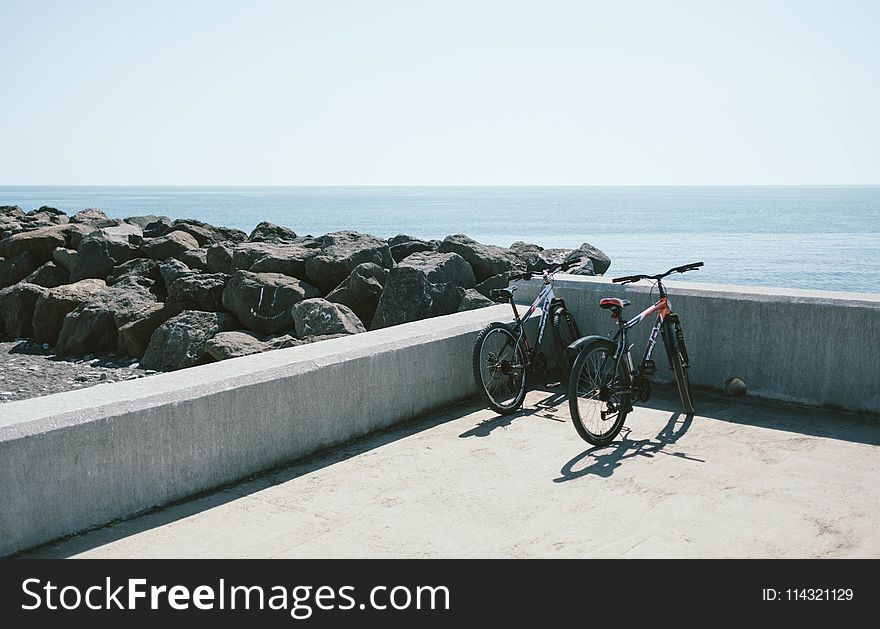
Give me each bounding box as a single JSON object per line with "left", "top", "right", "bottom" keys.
{"left": 472, "top": 258, "right": 582, "bottom": 415}
{"left": 567, "top": 261, "right": 703, "bottom": 445}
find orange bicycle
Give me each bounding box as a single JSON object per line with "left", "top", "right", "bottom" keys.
{"left": 567, "top": 262, "right": 703, "bottom": 445}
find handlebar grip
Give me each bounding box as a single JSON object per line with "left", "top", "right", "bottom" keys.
{"left": 559, "top": 257, "right": 581, "bottom": 271}
{"left": 612, "top": 274, "right": 641, "bottom": 284}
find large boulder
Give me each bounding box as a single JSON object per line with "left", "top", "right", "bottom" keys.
{"left": 437, "top": 235, "right": 525, "bottom": 283}
{"left": 248, "top": 221, "right": 298, "bottom": 243}
{"left": 177, "top": 247, "right": 208, "bottom": 271}
{"left": 371, "top": 266, "right": 465, "bottom": 329}
{"left": 292, "top": 298, "right": 365, "bottom": 337}
{"left": 457, "top": 289, "right": 494, "bottom": 312}
{"left": 325, "top": 262, "right": 389, "bottom": 328}
{"left": 70, "top": 208, "right": 108, "bottom": 224}
{"left": 304, "top": 231, "right": 393, "bottom": 293}
{"left": 203, "top": 330, "right": 346, "bottom": 361}
{"left": 0, "top": 224, "right": 70, "bottom": 263}
{"left": 107, "top": 258, "right": 163, "bottom": 287}
{"left": 55, "top": 277, "right": 159, "bottom": 355}
{"left": 70, "top": 223, "right": 144, "bottom": 282}
{"left": 566, "top": 256, "right": 595, "bottom": 276}
{"left": 222, "top": 270, "right": 321, "bottom": 334}
{"left": 0, "top": 283, "right": 48, "bottom": 338}
{"left": 206, "top": 243, "right": 234, "bottom": 274}
{"left": 0, "top": 205, "right": 26, "bottom": 237}
{"left": 159, "top": 258, "right": 194, "bottom": 288}
{"left": 231, "top": 240, "right": 320, "bottom": 281}
{"left": 399, "top": 251, "right": 476, "bottom": 288}
{"left": 31, "top": 279, "right": 107, "bottom": 345}
{"left": 139, "top": 230, "right": 200, "bottom": 261}
{"left": 571, "top": 243, "right": 610, "bottom": 275}
{"left": 167, "top": 273, "right": 229, "bottom": 311}
{"left": 171, "top": 219, "right": 247, "bottom": 246}
{"left": 515, "top": 247, "right": 575, "bottom": 272}
{"left": 116, "top": 302, "right": 187, "bottom": 358}
{"left": 23, "top": 261, "right": 69, "bottom": 288}
{"left": 0, "top": 250, "right": 41, "bottom": 288}
{"left": 17, "top": 206, "right": 68, "bottom": 231}
{"left": 389, "top": 235, "right": 435, "bottom": 262}
{"left": 141, "top": 310, "right": 239, "bottom": 370}
{"left": 137, "top": 216, "right": 174, "bottom": 237}
{"left": 52, "top": 247, "right": 78, "bottom": 273}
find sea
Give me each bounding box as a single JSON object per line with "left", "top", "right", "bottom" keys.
{"left": 1, "top": 186, "right": 877, "bottom": 294}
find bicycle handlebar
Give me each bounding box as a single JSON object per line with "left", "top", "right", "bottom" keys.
{"left": 612, "top": 261, "right": 703, "bottom": 284}
{"left": 506, "top": 257, "right": 583, "bottom": 283}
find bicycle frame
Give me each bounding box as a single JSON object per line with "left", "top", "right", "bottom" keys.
{"left": 507, "top": 276, "right": 556, "bottom": 356}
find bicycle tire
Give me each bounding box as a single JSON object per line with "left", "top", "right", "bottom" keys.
{"left": 473, "top": 321, "right": 528, "bottom": 415}
{"left": 550, "top": 304, "right": 581, "bottom": 383}
{"left": 664, "top": 319, "right": 695, "bottom": 415}
{"left": 568, "top": 338, "right": 631, "bottom": 446}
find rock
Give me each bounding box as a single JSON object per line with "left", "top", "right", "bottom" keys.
{"left": 159, "top": 258, "right": 193, "bottom": 288}
{"left": 0, "top": 224, "right": 70, "bottom": 263}
{"left": 203, "top": 330, "right": 289, "bottom": 361}
{"left": 126, "top": 215, "right": 171, "bottom": 232}
{"left": 137, "top": 217, "right": 173, "bottom": 238}
{"left": 167, "top": 273, "right": 229, "bottom": 311}
{"left": 141, "top": 310, "right": 239, "bottom": 370}
{"left": 139, "top": 230, "right": 200, "bottom": 261}
{"left": 70, "top": 208, "right": 108, "bottom": 223}
{"left": 437, "top": 234, "right": 525, "bottom": 283}
{"left": 567, "top": 256, "right": 595, "bottom": 276}
{"left": 32, "top": 279, "right": 107, "bottom": 346}
{"left": 107, "top": 258, "right": 163, "bottom": 286}
{"left": 390, "top": 239, "right": 435, "bottom": 263}
{"left": 572, "top": 243, "right": 610, "bottom": 275}
{"left": 457, "top": 288, "right": 495, "bottom": 311}
{"left": 325, "top": 262, "right": 389, "bottom": 327}
{"left": 0, "top": 250, "right": 41, "bottom": 288}
{"left": 70, "top": 223, "right": 144, "bottom": 282}
{"left": 116, "top": 302, "right": 186, "bottom": 358}
{"left": 171, "top": 219, "right": 247, "bottom": 246}
{"left": 177, "top": 247, "right": 208, "bottom": 271}
{"left": 206, "top": 243, "right": 234, "bottom": 274}
{"left": 231, "top": 240, "right": 320, "bottom": 281}
{"left": 0, "top": 205, "right": 26, "bottom": 236}
{"left": 65, "top": 223, "right": 94, "bottom": 250}
{"left": 55, "top": 277, "right": 160, "bottom": 355}
{"left": 292, "top": 298, "right": 365, "bottom": 337}
{"left": 371, "top": 266, "right": 465, "bottom": 329}
{"left": 222, "top": 270, "right": 321, "bottom": 334}
{"left": 20, "top": 206, "right": 68, "bottom": 230}
{"left": 248, "top": 221, "right": 298, "bottom": 243}
{"left": 517, "top": 247, "right": 575, "bottom": 272}
{"left": 475, "top": 273, "right": 509, "bottom": 298}
{"left": 23, "top": 261, "right": 69, "bottom": 288}
{"left": 304, "top": 231, "right": 394, "bottom": 293}
{"left": 0, "top": 283, "right": 48, "bottom": 338}
{"left": 399, "top": 251, "right": 476, "bottom": 288}
{"left": 510, "top": 241, "right": 543, "bottom": 255}
{"left": 52, "top": 247, "right": 78, "bottom": 273}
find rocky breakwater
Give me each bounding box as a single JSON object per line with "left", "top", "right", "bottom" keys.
{"left": 0, "top": 205, "right": 611, "bottom": 379}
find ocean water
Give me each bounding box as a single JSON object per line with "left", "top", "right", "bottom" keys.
{"left": 1, "top": 186, "right": 878, "bottom": 293}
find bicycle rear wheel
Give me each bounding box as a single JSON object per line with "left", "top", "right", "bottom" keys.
{"left": 550, "top": 303, "right": 581, "bottom": 383}
{"left": 664, "top": 319, "right": 695, "bottom": 415}
{"left": 568, "top": 339, "right": 631, "bottom": 446}
{"left": 473, "top": 322, "right": 528, "bottom": 415}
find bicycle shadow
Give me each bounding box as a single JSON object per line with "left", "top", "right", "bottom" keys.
{"left": 553, "top": 411, "right": 703, "bottom": 481}
{"left": 458, "top": 386, "right": 569, "bottom": 438}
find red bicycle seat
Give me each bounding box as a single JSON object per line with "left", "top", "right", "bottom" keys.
{"left": 599, "top": 297, "right": 631, "bottom": 310}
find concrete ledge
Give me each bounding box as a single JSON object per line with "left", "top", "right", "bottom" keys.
{"left": 0, "top": 305, "right": 510, "bottom": 557}
{"left": 517, "top": 275, "right": 880, "bottom": 414}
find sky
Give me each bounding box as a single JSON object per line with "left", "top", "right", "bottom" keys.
{"left": 0, "top": 0, "right": 878, "bottom": 185}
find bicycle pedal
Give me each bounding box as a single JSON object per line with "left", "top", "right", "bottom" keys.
{"left": 640, "top": 360, "right": 656, "bottom": 376}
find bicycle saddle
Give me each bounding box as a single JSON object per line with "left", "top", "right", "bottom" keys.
{"left": 489, "top": 286, "right": 517, "bottom": 303}
{"left": 599, "top": 297, "right": 631, "bottom": 310}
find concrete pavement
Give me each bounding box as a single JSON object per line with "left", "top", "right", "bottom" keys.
{"left": 21, "top": 387, "right": 880, "bottom": 559}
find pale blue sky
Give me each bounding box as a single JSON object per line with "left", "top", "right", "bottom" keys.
{"left": 1, "top": 0, "right": 878, "bottom": 184}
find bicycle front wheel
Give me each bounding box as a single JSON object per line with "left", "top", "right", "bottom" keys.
{"left": 473, "top": 322, "right": 528, "bottom": 415}
{"left": 568, "top": 339, "right": 631, "bottom": 446}
{"left": 665, "top": 319, "right": 695, "bottom": 415}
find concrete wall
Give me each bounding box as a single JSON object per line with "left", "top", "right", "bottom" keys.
{"left": 0, "top": 305, "right": 510, "bottom": 557}
{"left": 516, "top": 275, "right": 880, "bottom": 414}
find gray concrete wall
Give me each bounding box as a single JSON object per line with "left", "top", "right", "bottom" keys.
{"left": 0, "top": 305, "right": 510, "bottom": 557}
{"left": 516, "top": 275, "right": 880, "bottom": 414}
